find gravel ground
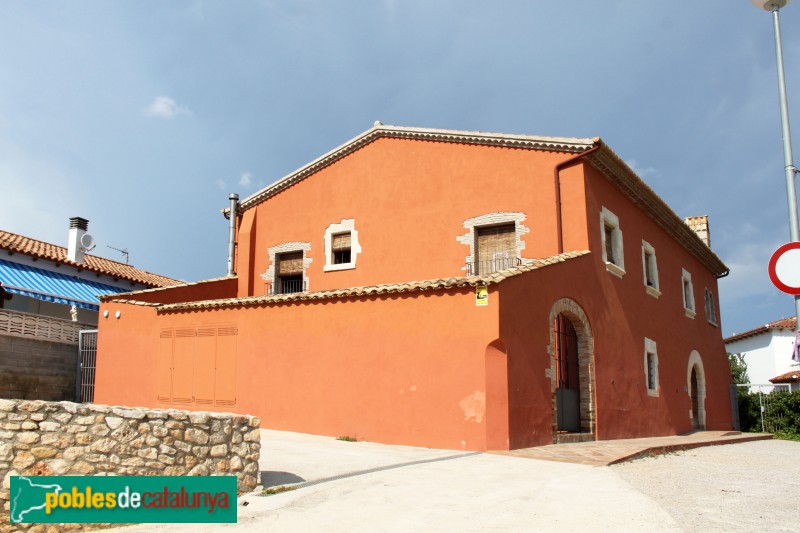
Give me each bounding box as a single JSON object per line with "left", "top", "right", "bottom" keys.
{"left": 611, "top": 439, "right": 800, "bottom": 532}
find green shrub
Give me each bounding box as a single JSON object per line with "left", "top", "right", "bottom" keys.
{"left": 738, "top": 390, "right": 800, "bottom": 438}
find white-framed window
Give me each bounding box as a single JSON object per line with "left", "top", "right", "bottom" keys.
{"left": 323, "top": 219, "right": 362, "bottom": 272}
{"left": 600, "top": 207, "right": 625, "bottom": 278}
{"left": 644, "top": 337, "right": 659, "bottom": 397}
{"left": 682, "top": 269, "right": 695, "bottom": 318}
{"left": 704, "top": 288, "right": 718, "bottom": 326}
{"left": 261, "top": 241, "right": 312, "bottom": 295}
{"left": 641, "top": 240, "right": 660, "bottom": 298}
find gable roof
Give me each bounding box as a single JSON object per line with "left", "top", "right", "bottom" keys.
{"left": 236, "top": 124, "right": 596, "bottom": 212}
{"left": 724, "top": 316, "right": 797, "bottom": 344}
{"left": 105, "top": 250, "right": 590, "bottom": 313}
{"left": 231, "top": 123, "right": 728, "bottom": 277}
{"left": 0, "top": 229, "right": 180, "bottom": 288}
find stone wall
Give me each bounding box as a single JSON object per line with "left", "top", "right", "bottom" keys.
{"left": 0, "top": 335, "right": 79, "bottom": 402}
{"left": 0, "top": 399, "right": 261, "bottom": 517}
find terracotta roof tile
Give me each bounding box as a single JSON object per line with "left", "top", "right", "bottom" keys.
{"left": 0, "top": 229, "right": 180, "bottom": 288}
{"left": 769, "top": 368, "right": 800, "bottom": 384}
{"left": 155, "top": 250, "right": 590, "bottom": 313}
{"left": 724, "top": 316, "right": 797, "bottom": 344}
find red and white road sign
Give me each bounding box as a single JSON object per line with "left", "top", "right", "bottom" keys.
{"left": 769, "top": 242, "right": 800, "bottom": 295}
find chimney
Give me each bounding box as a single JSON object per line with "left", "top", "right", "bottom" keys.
{"left": 684, "top": 215, "right": 711, "bottom": 248}
{"left": 68, "top": 217, "right": 90, "bottom": 263}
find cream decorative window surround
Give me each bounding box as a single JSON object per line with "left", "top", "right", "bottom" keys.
{"left": 600, "top": 207, "right": 625, "bottom": 278}
{"left": 641, "top": 240, "right": 660, "bottom": 298}
{"left": 457, "top": 212, "right": 530, "bottom": 274}
{"left": 682, "top": 268, "right": 695, "bottom": 318}
{"left": 704, "top": 288, "right": 718, "bottom": 326}
{"left": 644, "top": 337, "right": 659, "bottom": 397}
{"left": 323, "top": 219, "right": 362, "bottom": 272}
{"left": 261, "top": 242, "right": 312, "bottom": 293}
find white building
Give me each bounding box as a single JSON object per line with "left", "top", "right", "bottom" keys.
{"left": 724, "top": 316, "right": 799, "bottom": 390}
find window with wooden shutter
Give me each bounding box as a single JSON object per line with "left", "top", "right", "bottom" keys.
{"left": 275, "top": 251, "right": 304, "bottom": 294}
{"left": 331, "top": 232, "right": 352, "bottom": 265}
{"left": 475, "top": 223, "right": 516, "bottom": 274}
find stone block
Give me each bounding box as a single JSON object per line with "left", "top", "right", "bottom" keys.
{"left": 210, "top": 444, "right": 228, "bottom": 458}
{"left": 185, "top": 428, "right": 209, "bottom": 445}
{"left": 30, "top": 446, "right": 58, "bottom": 459}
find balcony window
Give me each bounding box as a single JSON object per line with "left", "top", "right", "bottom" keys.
{"left": 470, "top": 223, "right": 519, "bottom": 275}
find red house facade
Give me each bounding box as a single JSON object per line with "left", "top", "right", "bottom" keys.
{"left": 95, "top": 125, "right": 733, "bottom": 451}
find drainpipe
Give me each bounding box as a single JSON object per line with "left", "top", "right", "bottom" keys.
{"left": 227, "top": 193, "right": 239, "bottom": 276}
{"left": 554, "top": 143, "right": 602, "bottom": 254}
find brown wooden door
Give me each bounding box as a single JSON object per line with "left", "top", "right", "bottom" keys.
{"left": 555, "top": 314, "right": 580, "bottom": 432}
{"left": 691, "top": 368, "right": 699, "bottom": 429}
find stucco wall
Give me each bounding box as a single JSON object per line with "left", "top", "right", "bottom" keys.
{"left": 236, "top": 137, "right": 579, "bottom": 298}
{"left": 0, "top": 398, "right": 261, "bottom": 516}
{"left": 96, "top": 286, "right": 501, "bottom": 452}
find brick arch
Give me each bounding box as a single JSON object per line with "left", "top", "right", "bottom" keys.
{"left": 687, "top": 350, "right": 706, "bottom": 429}
{"left": 547, "top": 298, "right": 596, "bottom": 441}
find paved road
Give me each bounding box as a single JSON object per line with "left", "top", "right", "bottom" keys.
{"left": 116, "top": 430, "right": 800, "bottom": 532}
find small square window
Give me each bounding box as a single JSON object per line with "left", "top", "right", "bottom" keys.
{"left": 600, "top": 207, "right": 625, "bottom": 278}
{"left": 324, "top": 220, "right": 361, "bottom": 272}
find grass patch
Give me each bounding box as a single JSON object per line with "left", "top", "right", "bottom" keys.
{"left": 261, "top": 485, "right": 297, "bottom": 496}
{"left": 336, "top": 435, "right": 357, "bottom": 442}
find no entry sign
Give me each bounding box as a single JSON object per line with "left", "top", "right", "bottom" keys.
{"left": 769, "top": 242, "right": 800, "bottom": 295}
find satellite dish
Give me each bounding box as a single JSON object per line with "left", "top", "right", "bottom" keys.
{"left": 80, "top": 233, "right": 96, "bottom": 252}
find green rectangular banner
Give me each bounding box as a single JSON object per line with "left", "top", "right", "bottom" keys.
{"left": 10, "top": 476, "right": 237, "bottom": 524}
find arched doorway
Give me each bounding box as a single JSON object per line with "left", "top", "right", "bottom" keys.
{"left": 548, "top": 298, "right": 595, "bottom": 442}
{"left": 687, "top": 350, "right": 706, "bottom": 430}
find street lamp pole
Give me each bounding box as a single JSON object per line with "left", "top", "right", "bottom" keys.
{"left": 753, "top": 0, "right": 800, "bottom": 324}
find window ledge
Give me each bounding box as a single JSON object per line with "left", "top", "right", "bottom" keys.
{"left": 645, "top": 285, "right": 661, "bottom": 299}
{"left": 605, "top": 262, "right": 626, "bottom": 278}
{"left": 647, "top": 388, "right": 659, "bottom": 397}
{"left": 684, "top": 308, "right": 696, "bottom": 319}
{"left": 706, "top": 319, "right": 718, "bottom": 327}
{"left": 324, "top": 263, "right": 356, "bottom": 272}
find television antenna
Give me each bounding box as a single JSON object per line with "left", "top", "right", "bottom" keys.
{"left": 107, "top": 245, "right": 130, "bottom": 264}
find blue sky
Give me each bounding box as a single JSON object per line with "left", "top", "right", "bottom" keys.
{"left": 1, "top": 1, "right": 799, "bottom": 337}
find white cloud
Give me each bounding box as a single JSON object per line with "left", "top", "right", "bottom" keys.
{"left": 625, "top": 159, "right": 657, "bottom": 180}
{"left": 215, "top": 179, "right": 227, "bottom": 190}
{"left": 143, "top": 96, "right": 191, "bottom": 118}
{"left": 238, "top": 172, "right": 252, "bottom": 187}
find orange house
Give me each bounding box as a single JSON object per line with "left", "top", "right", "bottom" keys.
{"left": 95, "top": 125, "right": 733, "bottom": 451}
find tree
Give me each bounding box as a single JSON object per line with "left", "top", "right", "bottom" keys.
{"left": 728, "top": 352, "right": 750, "bottom": 385}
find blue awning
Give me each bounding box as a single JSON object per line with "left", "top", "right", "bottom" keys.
{"left": 0, "top": 258, "right": 126, "bottom": 311}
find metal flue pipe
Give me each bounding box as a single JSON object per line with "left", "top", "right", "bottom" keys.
{"left": 227, "top": 193, "right": 239, "bottom": 276}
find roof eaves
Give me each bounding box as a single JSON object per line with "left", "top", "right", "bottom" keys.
{"left": 724, "top": 316, "right": 797, "bottom": 344}
{"left": 234, "top": 125, "right": 596, "bottom": 213}
{"left": 585, "top": 143, "right": 729, "bottom": 278}
{"left": 157, "top": 250, "right": 589, "bottom": 313}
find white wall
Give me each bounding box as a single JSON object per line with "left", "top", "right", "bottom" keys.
{"left": 726, "top": 330, "right": 799, "bottom": 386}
